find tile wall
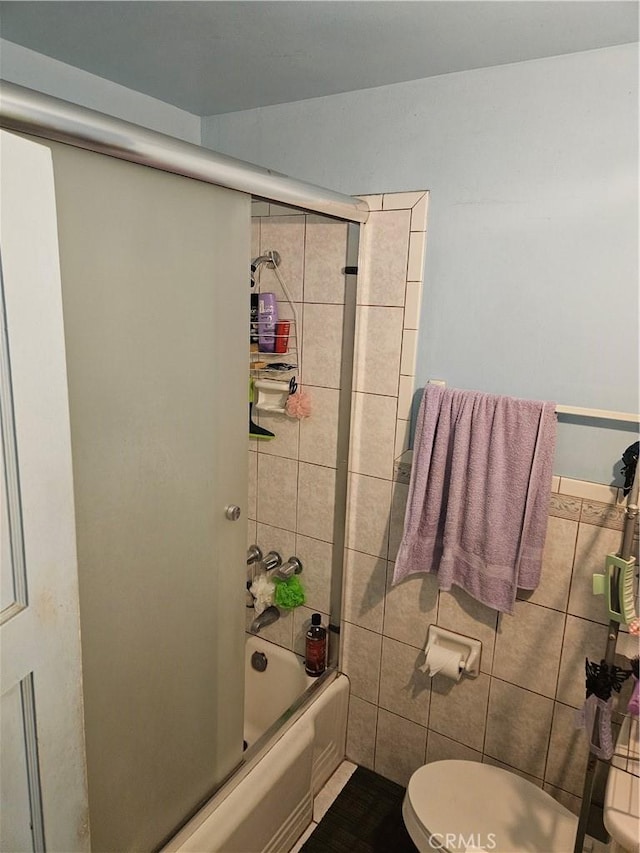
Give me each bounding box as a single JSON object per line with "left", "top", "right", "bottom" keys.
{"left": 249, "top": 192, "right": 637, "bottom": 817}
{"left": 345, "top": 463, "right": 639, "bottom": 815}
{"left": 248, "top": 202, "right": 343, "bottom": 652}
{"left": 247, "top": 191, "right": 428, "bottom": 659}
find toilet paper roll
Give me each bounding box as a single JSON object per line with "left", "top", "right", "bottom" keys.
{"left": 420, "top": 646, "right": 464, "bottom": 681}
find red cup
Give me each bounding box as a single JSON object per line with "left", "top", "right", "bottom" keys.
{"left": 274, "top": 321, "right": 290, "bottom": 354}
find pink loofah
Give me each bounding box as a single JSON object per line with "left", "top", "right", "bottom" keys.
{"left": 286, "top": 389, "right": 312, "bottom": 419}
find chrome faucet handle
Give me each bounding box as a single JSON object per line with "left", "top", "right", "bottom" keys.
{"left": 262, "top": 551, "right": 282, "bottom": 572}
{"left": 247, "top": 545, "right": 263, "bottom": 566}
{"left": 279, "top": 557, "right": 303, "bottom": 579}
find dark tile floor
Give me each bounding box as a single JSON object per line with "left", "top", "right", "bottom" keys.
{"left": 300, "top": 765, "right": 419, "bottom": 853}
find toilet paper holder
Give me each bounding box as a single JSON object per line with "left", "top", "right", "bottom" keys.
{"left": 423, "top": 625, "right": 482, "bottom": 679}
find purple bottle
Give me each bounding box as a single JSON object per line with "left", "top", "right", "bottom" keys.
{"left": 258, "top": 293, "right": 278, "bottom": 353}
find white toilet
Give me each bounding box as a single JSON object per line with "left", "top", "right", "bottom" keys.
{"left": 403, "top": 760, "right": 578, "bottom": 852}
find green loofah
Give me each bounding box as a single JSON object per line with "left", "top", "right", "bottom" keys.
{"left": 273, "top": 576, "right": 306, "bottom": 609}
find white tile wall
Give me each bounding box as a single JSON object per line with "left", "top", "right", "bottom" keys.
{"left": 353, "top": 305, "right": 404, "bottom": 396}
{"left": 350, "top": 392, "right": 397, "bottom": 480}
{"left": 358, "top": 210, "right": 410, "bottom": 306}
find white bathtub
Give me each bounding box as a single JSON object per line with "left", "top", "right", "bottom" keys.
{"left": 244, "top": 636, "right": 315, "bottom": 747}
{"left": 164, "top": 636, "right": 349, "bottom": 853}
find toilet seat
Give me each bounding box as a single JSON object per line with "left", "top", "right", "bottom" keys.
{"left": 403, "top": 760, "right": 577, "bottom": 852}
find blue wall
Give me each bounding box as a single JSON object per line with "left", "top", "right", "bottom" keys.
{"left": 203, "top": 44, "right": 639, "bottom": 484}
{"left": 0, "top": 39, "right": 201, "bottom": 143}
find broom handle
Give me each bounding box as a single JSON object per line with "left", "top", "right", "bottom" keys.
{"left": 573, "top": 466, "right": 638, "bottom": 853}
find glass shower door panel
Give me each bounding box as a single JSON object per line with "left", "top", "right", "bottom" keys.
{"left": 44, "top": 141, "right": 249, "bottom": 852}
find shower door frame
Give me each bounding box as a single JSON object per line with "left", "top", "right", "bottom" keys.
{"left": 0, "top": 80, "right": 366, "bottom": 843}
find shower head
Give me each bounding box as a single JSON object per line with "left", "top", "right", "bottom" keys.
{"left": 250, "top": 250, "right": 281, "bottom": 287}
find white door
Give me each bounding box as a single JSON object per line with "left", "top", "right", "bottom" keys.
{"left": 0, "top": 131, "right": 90, "bottom": 851}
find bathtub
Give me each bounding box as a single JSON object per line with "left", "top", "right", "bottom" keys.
{"left": 164, "top": 635, "right": 349, "bottom": 853}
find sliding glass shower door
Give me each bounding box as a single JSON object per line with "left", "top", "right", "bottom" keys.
{"left": 43, "top": 139, "right": 249, "bottom": 851}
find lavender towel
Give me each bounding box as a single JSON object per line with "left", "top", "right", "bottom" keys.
{"left": 393, "top": 386, "right": 557, "bottom": 614}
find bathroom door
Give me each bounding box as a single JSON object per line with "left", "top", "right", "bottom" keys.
{"left": 33, "top": 139, "right": 249, "bottom": 851}
{"left": 0, "top": 131, "right": 90, "bottom": 852}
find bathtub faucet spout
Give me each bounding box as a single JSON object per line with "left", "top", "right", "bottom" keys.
{"left": 250, "top": 605, "right": 280, "bottom": 634}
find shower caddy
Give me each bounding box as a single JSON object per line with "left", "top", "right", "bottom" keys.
{"left": 250, "top": 250, "right": 300, "bottom": 414}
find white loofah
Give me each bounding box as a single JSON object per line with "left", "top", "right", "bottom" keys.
{"left": 250, "top": 574, "right": 276, "bottom": 615}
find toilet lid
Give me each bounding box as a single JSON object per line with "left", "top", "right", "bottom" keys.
{"left": 405, "top": 760, "right": 577, "bottom": 852}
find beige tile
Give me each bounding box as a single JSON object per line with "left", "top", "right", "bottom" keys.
{"left": 493, "top": 601, "right": 565, "bottom": 698}
{"left": 397, "top": 374, "right": 415, "bottom": 420}
{"left": 437, "top": 587, "right": 498, "bottom": 675}
{"left": 358, "top": 194, "right": 383, "bottom": 211}
{"left": 299, "top": 386, "right": 340, "bottom": 468}
{"left": 410, "top": 193, "right": 429, "bottom": 233}
{"left": 559, "top": 478, "right": 618, "bottom": 504}
{"left": 568, "top": 523, "right": 624, "bottom": 624}
{"left": 403, "top": 282, "right": 423, "bottom": 330}
{"left": 429, "top": 672, "right": 490, "bottom": 752}
{"left": 580, "top": 500, "right": 626, "bottom": 532}
{"left": 256, "top": 410, "right": 300, "bottom": 459}
{"left": 302, "top": 304, "right": 344, "bottom": 389}
{"left": 294, "top": 535, "right": 332, "bottom": 615}
{"left": 259, "top": 215, "right": 305, "bottom": 302}
{"left": 256, "top": 523, "right": 296, "bottom": 566}
{"left": 350, "top": 393, "right": 397, "bottom": 480}
{"left": 256, "top": 454, "right": 298, "bottom": 530}
{"left": 542, "top": 784, "right": 582, "bottom": 817}
{"left": 387, "top": 481, "right": 409, "bottom": 561}
{"left": 247, "top": 520, "right": 257, "bottom": 550}
{"left": 551, "top": 475, "right": 561, "bottom": 493}
{"left": 548, "top": 493, "right": 582, "bottom": 523}
{"left": 251, "top": 200, "right": 270, "bottom": 218}
{"left": 400, "top": 329, "right": 418, "bottom": 377}
{"left": 313, "top": 760, "right": 357, "bottom": 822}
{"left": 346, "top": 695, "right": 377, "bottom": 769}
{"left": 383, "top": 191, "right": 426, "bottom": 210}
{"left": 297, "top": 462, "right": 336, "bottom": 542}
{"left": 379, "top": 636, "right": 431, "bottom": 725}
{"left": 406, "top": 231, "right": 426, "bottom": 282}
{"left": 374, "top": 708, "right": 427, "bottom": 787}
{"left": 383, "top": 563, "right": 438, "bottom": 648}
{"left": 342, "top": 549, "right": 387, "bottom": 633}
{"left": 304, "top": 216, "right": 349, "bottom": 304}
{"left": 358, "top": 210, "right": 410, "bottom": 306}
{"left": 251, "top": 218, "right": 261, "bottom": 257}
{"left": 346, "top": 473, "right": 392, "bottom": 558}
{"left": 517, "top": 516, "right": 577, "bottom": 611}
{"left": 268, "top": 203, "right": 301, "bottom": 217}
{"left": 251, "top": 606, "right": 294, "bottom": 649}
{"left": 484, "top": 680, "right": 554, "bottom": 778}
{"left": 341, "top": 622, "right": 382, "bottom": 704}
{"left": 544, "top": 701, "right": 589, "bottom": 796}
{"left": 248, "top": 450, "right": 257, "bottom": 519}
{"left": 394, "top": 418, "right": 411, "bottom": 459}
{"left": 426, "top": 730, "right": 481, "bottom": 764}
{"left": 556, "top": 615, "right": 608, "bottom": 709}
{"left": 353, "top": 306, "right": 404, "bottom": 396}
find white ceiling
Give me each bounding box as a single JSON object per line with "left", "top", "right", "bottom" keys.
{"left": 0, "top": 1, "right": 637, "bottom": 116}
